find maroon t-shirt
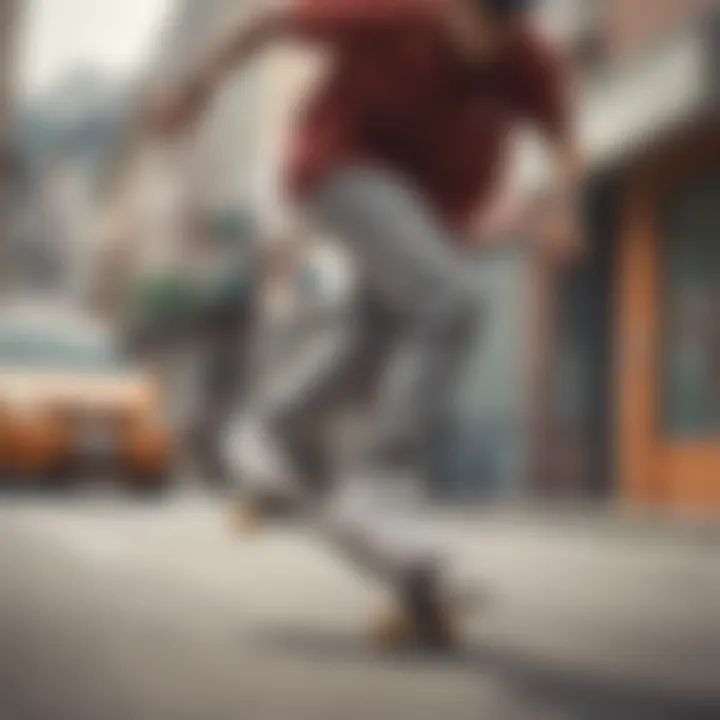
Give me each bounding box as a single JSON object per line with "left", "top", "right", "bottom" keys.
{"left": 286, "top": 0, "right": 569, "bottom": 231}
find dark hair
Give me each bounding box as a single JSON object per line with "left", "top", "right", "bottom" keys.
{"left": 474, "top": 0, "right": 535, "bottom": 19}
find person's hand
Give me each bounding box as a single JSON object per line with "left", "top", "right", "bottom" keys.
{"left": 470, "top": 195, "right": 522, "bottom": 248}
{"left": 535, "top": 195, "right": 585, "bottom": 265}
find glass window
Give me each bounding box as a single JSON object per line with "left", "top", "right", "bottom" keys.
{"left": 661, "top": 173, "right": 720, "bottom": 438}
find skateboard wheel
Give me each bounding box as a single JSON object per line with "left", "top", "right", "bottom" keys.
{"left": 369, "top": 603, "right": 412, "bottom": 649}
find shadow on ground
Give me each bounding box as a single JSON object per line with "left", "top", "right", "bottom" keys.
{"left": 246, "top": 626, "right": 720, "bottom": 720}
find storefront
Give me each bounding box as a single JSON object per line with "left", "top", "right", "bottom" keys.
{"left": 617, "top": 129, "right": 720, "bottom": 513}
{"left": 551, "top": 10, "right": 720, "bottom": 513}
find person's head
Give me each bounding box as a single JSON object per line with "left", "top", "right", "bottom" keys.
{"left": 444, "top": 0, "right": 535, "bottom": 61}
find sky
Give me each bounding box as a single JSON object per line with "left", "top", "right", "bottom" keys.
{"left": 19, "top": 0, "right": 176, "bottom": 100}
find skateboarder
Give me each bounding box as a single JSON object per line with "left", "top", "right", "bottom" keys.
{"left": 150, "top": 0, "right": 581, "bottom": 647}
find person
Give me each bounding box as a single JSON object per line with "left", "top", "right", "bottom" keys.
{"left": 150, "top": 0, "right": 582, "bottom": 648}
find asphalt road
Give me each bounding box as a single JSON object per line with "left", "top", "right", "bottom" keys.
{"left": 1, "top": 494, "right": 719, "bottom": 720}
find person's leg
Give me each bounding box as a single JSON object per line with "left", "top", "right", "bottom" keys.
{"left": 305, "top": 169, "right": 480, "bottom": 643}
{"left": 310, "top": 167, "right": 479, "bottom": 473}
{"left": 228, "top": 168, "right": 479, "bottom": 643}
{"left": 267, "top": 287, "right": 398, "bottom": 496}
{"left": 224, "top": 284, "right": 396, "bottom": 509}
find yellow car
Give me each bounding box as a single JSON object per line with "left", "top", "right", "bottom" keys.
{"left": 0, "top": 303, "right": 173, "bottom": 492}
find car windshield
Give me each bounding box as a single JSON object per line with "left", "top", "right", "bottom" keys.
{"left": 0, "top": 330, "right": 124, "bottom": 374}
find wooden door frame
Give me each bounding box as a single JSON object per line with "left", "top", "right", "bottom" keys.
{"left": 616, "top": 123, "right": 720, "bottom": 511}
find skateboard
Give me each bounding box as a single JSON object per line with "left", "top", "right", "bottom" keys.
{"left": 226, "top": 448, "right": 488, "bottom": 651}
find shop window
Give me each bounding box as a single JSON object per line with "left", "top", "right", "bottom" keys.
{"left": 661, "top": 173, "right": 720, "bottom": 438}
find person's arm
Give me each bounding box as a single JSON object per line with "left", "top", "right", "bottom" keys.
{"left": 471, "top": 32, "right": 583, "bottom": 257}
{"left": 535, "top": 135, "right": 585, "bottom": 262}
{"left": 194, "top": 2, "right": 292, "bottom": 90}
{"left": 150, "top": 0, "right": 435, "bottom": 135}
{"left": 521, "top": 32, "right": 585, "bottom": 263}
{"left": 149, "top": 1, "right": 292, "bottom": 134}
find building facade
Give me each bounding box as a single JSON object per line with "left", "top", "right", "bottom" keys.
{"left": 536, "top": 0, "right": 720, "bottom": 514}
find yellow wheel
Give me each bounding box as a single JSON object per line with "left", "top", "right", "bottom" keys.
{"left": 369, "top": 602, "right": 413, "bottom": 650}
{"left": 368, "top": 589, "right": 471, "bottom": 651}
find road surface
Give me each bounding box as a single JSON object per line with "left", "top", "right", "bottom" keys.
{"left": 0, "top": 494, "right": 719, "bottom": 720}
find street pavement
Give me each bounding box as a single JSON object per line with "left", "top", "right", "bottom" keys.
{"left": 0, "top": 493, "right": 719, "bottom": 720}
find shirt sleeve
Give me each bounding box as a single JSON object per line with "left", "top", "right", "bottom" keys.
{"left": 288, "top": 0, "right": 439, "bottom": 43}
{"left": 516, "top": 31, "right": 572, "bottom": 141}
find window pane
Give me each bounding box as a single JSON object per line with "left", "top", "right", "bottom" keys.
{"left": 661, "top": 173, "right": 720, "bottom": 438}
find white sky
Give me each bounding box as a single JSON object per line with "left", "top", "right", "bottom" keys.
{"left": 19, "top": 0, "right": 176, "bottom": 99}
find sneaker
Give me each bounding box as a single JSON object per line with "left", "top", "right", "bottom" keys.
{"left": 399, "top": 564, "right": 454, "bottom": 649}
{"left": 370, "top": 574, "right": 487, "bottom": 651}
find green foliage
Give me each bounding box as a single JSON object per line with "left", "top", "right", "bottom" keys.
{"left": 129, "top": 267, "right": 254, "bottom": 330}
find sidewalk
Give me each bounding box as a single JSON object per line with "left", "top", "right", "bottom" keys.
{"left": 431, "top": 502, "right": 720, "bottom": 547}
{"left": 1, "top": 495, "right": 719, "bottom": 719}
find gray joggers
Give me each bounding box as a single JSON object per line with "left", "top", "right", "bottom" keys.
{"left": 243, "top": 167, "right": 480, "bottom": 586}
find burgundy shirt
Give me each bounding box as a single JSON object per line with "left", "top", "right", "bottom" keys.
{"left": 286, "top": 0, "right": 569, "bottom": 231}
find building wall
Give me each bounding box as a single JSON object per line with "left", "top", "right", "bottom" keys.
{"left": 95, "top": 0, "right": 309, "bottom": 299}
{"left": 604, "top": 0, "right": 708, "bottom": 57}
{"left": 541, "top": 1, "right": 719, "bottom": 504}
{"left": 0, "top": 0, "right": 19, "bottom": 147}
{"left": 537, "top": 0, "right": 604, "bottom": 49}
{"left": 524, "top": 0, "right": 717, "bottom": 498}
{"left": 158, "top": 0, "right": 265, "bottom": 224}
{"left": 254, "top": 46, "right": 325, "bottom": 236}
{"left": 538, "top": 0, "right": 709, "bottom": 62}
{"left": 149, "top": 0, "right": 327, "bottom": 241}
